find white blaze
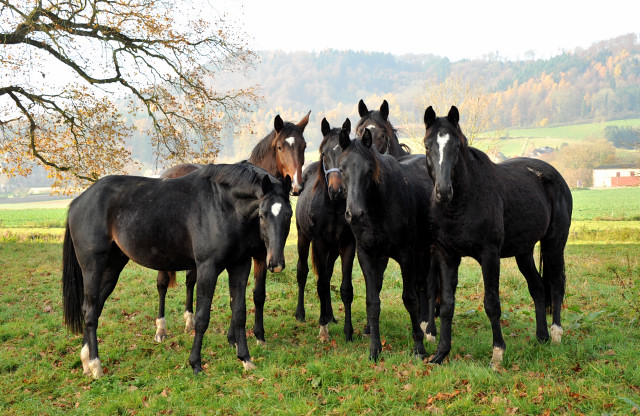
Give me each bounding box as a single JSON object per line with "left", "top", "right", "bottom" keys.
{"left": 333, "top": 144, "right": 340, "bottom": 151}
{"left": 366, "top": 124, "right": 376, "bottom": 130}
{"left": 271, "top": 202, "right": 282, "bottom": 217}
{"left": 437, "top": 132, "right": 450, "bottom": 168}
{"left": 285, "top": 137, "right": 296, "bottom": 146}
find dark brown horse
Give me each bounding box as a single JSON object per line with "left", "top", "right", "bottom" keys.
{"left": 295, "top": 118, "right": 356, "bottom": 341}
{"left": 154, "top": 112, "right": 309, "bottom": 345}
{"left": 423, "top": 106, "right": 572, "bottom": 367}
{"left": 356, "top": 99, "right": 410, "bottom": 158}
{"left": 338, "top": 129, "right": 433, "bottom": 361}
{"left": 62, "top": 164, "right": 292, "bottom": 377}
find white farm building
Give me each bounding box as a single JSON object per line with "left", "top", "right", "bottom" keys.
{"left": 592, "top": 165, "right": 640, "bottom": 188}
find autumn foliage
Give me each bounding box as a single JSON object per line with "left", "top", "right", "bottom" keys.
{"left": 0, "top": 0, "right": 259, "bottom": 192}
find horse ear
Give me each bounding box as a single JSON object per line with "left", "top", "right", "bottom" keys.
{"left": 380, "top": 100, "right": 389, "bottom": 121}
{"left": 424, "top": 106, "right": 436, "bottom": 128}
{"left": 447, "top": 106, "right": 460, "bottom": 126}
{"left": 358, "top": 99, "right": 368, "bottom": 117}
{"left": 339, "top": 129, "right": 351, "bottom": 150}
{"left": 274, "top": 115, "right": 284, "bottom": 133}
{"left": 362, "top": 128, "right": 373, "bottom": 149}
{"left": 281, "top": 175, "right": 292, "bottom": 195}
{"left": 342, "top": 118, "right": 351, "bottom": 134}
{"left": 261, "top": 174, "right": 272, "bottom": 195}
{"left": 297, "top": 110, "right": 311, "bottom": 131}
{"left": 321, "top": 117, "right": 331, "bottom": 137}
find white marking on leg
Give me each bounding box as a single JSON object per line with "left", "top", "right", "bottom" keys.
{"left": 318, "top": 325, "right": 329, "bottom": 342}
{"left": 80, "top": 344, "right": 90, "bottom": 375}
{"left": 88, "top": 358, "right": 104, "bottom": 379}
{"left": 242, "top": 360, "right": 256, "bottom": 371}
{"left": 550, "top": 324, "right": 563, "bottom": 343}
{"left": 271, "top": 202, "right": 282, "bottom": 217}
{"left": 256, "top": 340, "right": 266, "bottom": 346}
{"left": 183, "top": 311, "right": 195, "bottom": 332}
{"left": 285, "top": 137, "right": 296, "bottom": 146}
{"left": 437, "top": 132, "right": 450, "bottom": 168}
{"left": 155, "top": 317, "right": 167, "bottom": 343}
{"left": 420, "top": 321, "right": 428, "bottom": 336}
{"left": 490, "top": 346, "right": 505, "bottom": 369}
{"left": 426, "top": 333, "right": 437, "bottom": 343}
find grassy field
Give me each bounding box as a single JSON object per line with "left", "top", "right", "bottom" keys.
{"left": 0, "top": 189, "right": 639, "bottom": 414}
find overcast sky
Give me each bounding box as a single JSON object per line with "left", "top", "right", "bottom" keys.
{"left": 221, "top": 0, "right": 639, "bottom": 61}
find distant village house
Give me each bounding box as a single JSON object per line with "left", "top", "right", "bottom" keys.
{"left": 592, "top": 165, "right": 640, "bottom": 188}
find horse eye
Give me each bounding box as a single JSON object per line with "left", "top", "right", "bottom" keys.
{"left": 278, "top": 146, "right": 283, "bottom": 151}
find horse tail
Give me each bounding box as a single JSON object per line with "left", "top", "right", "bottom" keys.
{"left": 62, "top": 222, "right": 85, "bottom": 334}
{"left": 168, "top": 271, "right": 177, "bottom": 288}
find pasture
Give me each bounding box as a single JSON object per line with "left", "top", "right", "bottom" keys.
{"left": 0, "top": 188, "right": 639, "bottom": 415}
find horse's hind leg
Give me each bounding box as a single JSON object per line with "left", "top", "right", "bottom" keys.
{"left": 541, "top": 247, "right": 567, "bottom": 343}
{"left": 184, "top": 269, "right": 197, "bottom": 333}
{"left": 295, "top": 231, "right": 311, "bottom": 322}
{"left": 155, "top": 271, "right": 172, "bottom": 342}
{"left": 515, "top": 252, "right": 550, "bottom": 343}
{"left": 339, "top": 239, "right": 356, "bottom": 342}
{"left": 80, "top": 245, "right": 129, "bottom": 378}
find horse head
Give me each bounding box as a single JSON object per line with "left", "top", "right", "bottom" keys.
{"left": 258, "top": 174, "right": 293, "bottom": 272}
{"left": 356, "top": 99, "right": 396, "bottom": 155}
{"left": 319, "top": 117, "right": 351, "bottom": 200}
{"left": 338, "top": 128, "right": 379, "bottom": 224}
{"left": 423, "top": 105, "right": 466, "bottom": 203}
{"left": 271, "top": 112, "right": 310, "bottom": 195}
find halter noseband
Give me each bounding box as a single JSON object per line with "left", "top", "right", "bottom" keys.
{"left": 322, "top": 158, "right": 340, "bottom": 184}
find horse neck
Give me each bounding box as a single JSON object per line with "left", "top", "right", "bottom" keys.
{"left": 249, "top": 133, "right": 280, "bottom": 178}
{"left": 445, "top": 148, "right": 481, "bottom": 209}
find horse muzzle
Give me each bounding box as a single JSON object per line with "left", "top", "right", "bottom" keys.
{"left": 345, "top": 207, "right": 365, "bottom": 224}
{"left": 267, "top": 256, "right": 285, "bottom": 273}
{"left": 435, "top": 185, "right": 453, "bottom": 203}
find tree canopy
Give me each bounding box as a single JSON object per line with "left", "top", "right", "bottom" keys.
{"left": 1, "top": 0, "right": 258, "bottom": 191}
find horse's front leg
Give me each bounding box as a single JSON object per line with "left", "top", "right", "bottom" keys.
{"left": 429, "top": 251, "right": 460, "bottom": 365}
{"left": 398, "top": 253, "right": 427, "bottom": 358}
{"left": 252, "top": 256, "right": 268, "bottom": 345}
{"left": 339, "top": 238, "right": 356, "bottom": 342}
{"left": 358, "top": 249, "right": 388, "bottom": 361}
{"left": 423, "top": 247, "right": 440, "bottom": 343}
{"left": 155, "top": 271, "right": 171, "bottom": 342}
{"left": 295, "top": 230, "right": 311, "bottom": 322}
{"left": 480, "top": 252, "right": 506, "bottom": 368}
{"left": 188, "top": 260, "right": 220, "bottom": 375}
{"left": 227, "top": 259, "right": 255, "bottom": 370}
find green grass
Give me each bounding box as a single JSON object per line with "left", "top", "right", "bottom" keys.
{"left": 0, "top": 238, "right": 638, "bottom": 415}
{"left": 0, "top": 189, "right": 639, "bottom": 414}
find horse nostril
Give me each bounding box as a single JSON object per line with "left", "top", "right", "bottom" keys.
{"left": 345, "top": 210, "right": 352, "bottom": 223}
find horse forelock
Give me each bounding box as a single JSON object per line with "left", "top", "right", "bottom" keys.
{"left": 312, "top": 127, "right": 342, "bottom": 192}
{"left": 342, "top": 139, "right": 381, "bottom": 184}
{"left": 355, "top": 112, "right": 396, "bottom": 139}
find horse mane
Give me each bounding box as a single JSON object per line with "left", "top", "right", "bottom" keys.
{"left": 342, "top": 139, "right": 381, "bottom": 184}
{"left": 199, "top": 163, "right": 269, "bottom": 196}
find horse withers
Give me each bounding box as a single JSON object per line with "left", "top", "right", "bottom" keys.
{"left": 338, "top": 128, "right": 434, "bottom": 361}
{"left": 62, "top": 164, "right": 292, "bottom": 377}
{"left": 423, "top": 106, "right": 572, "bottom": 367}
{"left": 295, "top": 118, "right": 357, "bottom": 342}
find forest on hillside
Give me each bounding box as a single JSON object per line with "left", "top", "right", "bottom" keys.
{"left": 200, "top": 33, "right": 640, "bottom": 160}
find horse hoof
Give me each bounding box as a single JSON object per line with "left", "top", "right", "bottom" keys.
{"left": 550, "top": 324, "right": 563, "bottom": 343}
{"left": 318, "top": 325, "right": 330, "bottom": 342}
{"left": 256, "top": 339, "right": 266, "bottom": 347}
{"left": 183, "top": 312, "right": 195, "bottom": 332}
{"left": 295, "top": 311, "right": 305, "bottom": 322}
{"left": 154, "top": 334, "right": 166, "bottom": 343}
{"left": 242, "top": 360, "right": 256, "bottom": 371}
{"left": 490, "top": 347, "right": 505, "bottom": 370}
{"left": 88, "top": 358, "right": 104, "bottom": 379}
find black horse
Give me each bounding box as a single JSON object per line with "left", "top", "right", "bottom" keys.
{"left": 422, "top": 106, "right": 572, "bottom": 367}
{"left": 356, "top": 99, "right": 411, "bottom": 158}
{"left": 295, "top": 118, "right": 356, "bottom": 341}
{"left": 154, "top": 113, "right": 309, "bottom": 344}
{"left": 62, "top": 164, "right": 292, "bottom": 377}
{"left": 338, "top": 128, "right": 433, "bottom": 361}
